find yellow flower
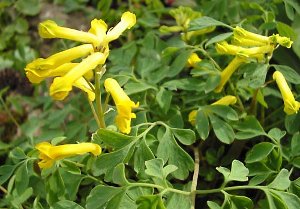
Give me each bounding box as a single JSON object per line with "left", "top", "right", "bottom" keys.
{"left": 104, "top": 78, "right": 139, "bottom": 134}
{"left": 50, "top": 52, "right": 107, "bottom": 100}
{"left": 188, "top": 95, "right": 237, "bottom": 125}
{"left": 188, "top": 110, "right": 198, "bottom": 126}
{"left": 273, "top": 71, "right": 300, "bottom": 115}
{"left": 39, "top": 20, "right": 100, "bottom": 47}
{"left": 215, "top": 56, "right": 246, "bottom": 93}
{"left": 233, "top": 26, "right": 270, "bottom": 45}
{"left": 89, "top": 19, "right": 108, "bottom": 43}
{"left": 216, "top": 41, "right": 274, "bottom": 58}
{"left": 35, "top": 142, "right": 101, "bottom": 169}
{"left": 25, "top": 44, "right": 94, "bottom": 83}
{"left": 187, "top": 53, "right": 202, "bottom": 68}
{"left": 211, "top": 95, "right": 237, "bottom": 105}
{"left": 104, "top": 11, "right": 136, "bottom": 43}
{"left": 233, "top": 26, "right": 293, "bottom": 48}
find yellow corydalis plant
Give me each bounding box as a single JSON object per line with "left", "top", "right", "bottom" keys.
{"left": 188, "top": 95, "right": 237, "bottom": 125}
{"left": 35, "top": 142, "right": 101, "bottom": 169}
{"left": 273, "top": 71, "right": 300, "bottom": 115}
{"left": 104, "top": 78, "right": 139, "bottom": 134}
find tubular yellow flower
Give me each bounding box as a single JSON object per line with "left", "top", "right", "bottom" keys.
{"left": 211, "top": 95, "right": 237, "bottom": 106}
{"left": 187, "top": 53, "right": 202, "bottom": 68}
{"left": 105, "top": 11, "right": 136, "bottom": 43}
{"left": 39, "top": 20, "right": 100, "bottom": 47}
{"left": 35, "top": 142, "right": 101, "bottom": 169}
{"left": 104, "top": 78, "right": 139, "bottom": 134}
{"left": 25, "top": 44, "right": 94, "bottom": 83}
{"left": 273, "top": 71, "right": 300, "bottom": 115}
{"left": 216, "top": 41, "right": 274, "bottom": 58}
{"left": 50, "top": 52, "right": 107, "bottom": 100}
{"left": 215, "top": 56, "right": 246, "bottom": 93}
{"left": 233, "top": 26, "right": 270, "bottom": 45}
{"left": 26, "top": 63, "right": 78, "bottom": 83}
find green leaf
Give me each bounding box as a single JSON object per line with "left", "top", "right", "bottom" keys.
{"left": 156, "top": 128, "right": 194, "bottom": 180}
{"left": 267, "top": 128, "right": 286, "bottom": 142}
{"left": 145, "top": 158, "right": 177, "bottom": 181}
{"left": 163, "top": 78, "right": 205, "bottom": 91}
{"left": 133, "top": 139, "right": 155, "bottom": 175}
{"left": 113, "top": 163, "right": 129, "bottom": 186}
{"left": 204, "top": 74, "right": 221, "bottom": 93}
{"left": 137, "top": 195, "right": 166, "bottom": 209}
{"left": 15, "top": 162, "right": 29, "bottom": 194}
{"left": 216, "top": 160, "right": 249, "bottom": 183}
{"left": 270, "top": 190, "right": 300, "bottom": 209}
{"left": 207, "top": 201, "right": 221, "bottom": 209}
{"left": 11, "top": 187, "right": 33, "bottom": 207}
{"left": 195, "top": 109, "right": 210, "bottom": 140}
{"left": 92, "top": 142, "right": 135, "bottom": 180}
{"left": 285, "top": 113, "right": 300, "bottom": 134}
{"left": 165, "top": 183, "right": 192, "bottom": 209}
{"left": 189, "top": 16, "right": 232, "bottom": 31}
{"left": 234, "top": 116, "right": 266, "bottom": 140}
{"left": 167, "top": 49, "right": 191, "bottom": 77}
{"left": 207, "top": 105, "right": 238, "bottom": 121}
{"left": 205, "top": 32, "right": 233, "bottom": 48}
{"left": 92, "top": 129, "right": 135, "bottom": 149}
{"left": 224, "top": 193, "right": 254, "bottom": 209}
{"left": 171, "top": 128, "right": 196, "bottom": 145}
{"left": 273, "top": 65, "right": 300, "bottom": 84}
{"left": 46, "top": 169, "right": 65, "bottom": 205}
{"left": 228, "top": 160, "right": 249, "bottom": 182}
{"left": 291, "top": 132, "right": 300, "bottom": 156}
{"left": 86, "top": 186, "right": 123, "bottom": 209}
{"left": 0, "top": 165, "right": 17, "bottom": 185}
{"left": 15, "top": 0, "right": 41, "bottom": 16}
{"left": 51, "top": 200, "right": 84, "bottom": 209}
{"left": 268, "top": 169, "right": 291, "bottom": 190}
{"left": 124, "top": 81, "right": 156, "bottom": 95}
{"left": 243, "top": 63, "right": 269, "bottom": 88}
{"left": 276, "top": 21, "right": 297, "bottom": 40}
{"left": 209, "top": 114, "right": 235, "bottom": 144}
{"left": 156, "top": 87, "right": 173, "bottom": 113}
{"left": 245, "top": 142, "right": 276, "bottom": 163}
{"left": 15, "top": 18, "right": 29, "bottom": 33}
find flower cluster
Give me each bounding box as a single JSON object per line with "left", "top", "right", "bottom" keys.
{"left": 25, "top": 11, "right": 136, "bottom": 101}
{"left": 214, "top": 27, "right": 293, "bottom": 93}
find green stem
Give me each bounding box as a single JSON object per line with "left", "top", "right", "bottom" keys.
{"left": 0, "top": 96, "right": 20, "bottom": 129}
{"left": 88, "top": 99, "right": 101, "bottom": 129}
{"left": 95, "top": 66, "right": 106, "bottom": 129}
{"left": 191, "top": 146, "right": 200, "bottom": 209}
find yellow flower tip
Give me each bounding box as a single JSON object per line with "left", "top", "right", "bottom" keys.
{"left": 116, "top": 115, "right": 131, "bottom": 134}
{"left": 38, "top": 20, "right": 58, "bottom": 38}
{"left": 89, "top": 19, "right": 108, "bottom": 38}
{"left": 188, "top": 110, "right": 197, "bottom": 126}
{"left": 215, "top": 41, "right": 229, "bottom": 54}
{"left": 25, "top": 70, "right": 43, "bottom": 83}
{"left": 187, "top": 53, "right": 202, "bottom": 68}
{"left": 212, "top": 95, "right": 237, "bottom": 106}
{"left": 121, "top": 11, "right": 136, "bottom": 29}
{"left": 269, "top": 34, "right": 293, "bottom": 48}
{"left": 50, "top": 77, "right": 72, "bottom": 100}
